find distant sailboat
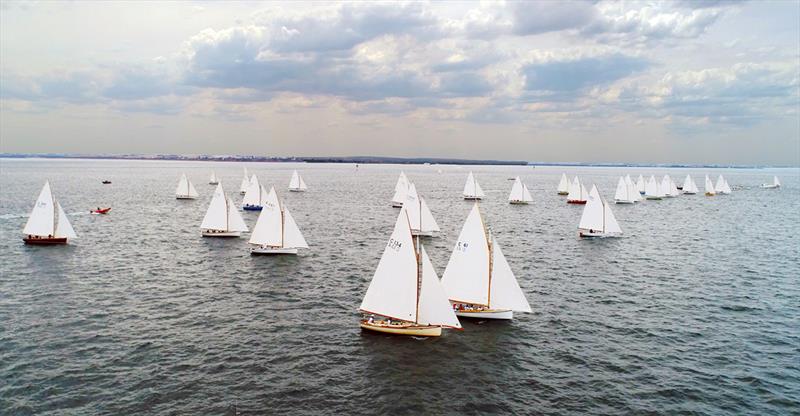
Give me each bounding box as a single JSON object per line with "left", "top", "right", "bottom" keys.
{"left": 567, "top": 176, "right": 588, "bottom": 204}
{"left": 249, "top": 187, "right": 308, "bottom": 255}
{"left": 557, "top": 173, "right": 570, "bottom": 195}
{"left": 636, "top": 174, "right": 646, "bottom": 195}
{"left": 242, "top": 175, "right": 267, "bottom": 210}
{"left": 578, "top": 185, "right": 622, "bottom": 238}
{"left": 201, "top": 183, "right": 248, "bottom": 237}
{"left": 239, "top": 167, "right": 250, "bottom": 195}
{"left": 645, "top": 175, "right": 664, "bottom": 200}
{"left": 391, "top": 172, "right": 409, "bottom": 208}
{"left": 614, "top": 176, "right": 636, "bottom": 204}
{"left": 715, "top": 174, "right": 732, "bottom": 195}
{"left": 288, "top": 170, "right": 307, "bottom": 192}
{"left": 209, "top": 171, "right": 219, "bottom": 185}
{"left": 463, "top": 172, "right": 485, "bottom": 200}
{"left": 682, "top": 175, "right": 698, "bottom": 194}
{"left": 175, "top": 174, "right": 199, "bottom": 200}
{"left": 22, "top": 181, "right": 77, "bottom": 245}
{"left": 625, "top": 175, "right": 642, "bottom": 202}
{"left": 441, "top": 203, "right": 531, "bottom": 320}
{"left": 509, "top": 176, "right": 533, "bottom": 204}
{"left": 661, "top": 175, "right": 680, "bottom": 198}
{"left": 405, "top": 183, "right": 440, "bottom": 237}
{"left": 761, "top": 176, "right": 781, "bottom": 189}
{"left": 704, "top": 175, "right": 716, "bottom": 196}
{"left": 359, "top": 207, "right": 462, "bottom": 336}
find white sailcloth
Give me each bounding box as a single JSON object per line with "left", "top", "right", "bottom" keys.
{"left": 242, "top": 175, "right": 262, "bottom": 207}
{"left": 441, "top": 204, "right": 490, "bottom": 306}
{"left": 405, "top": 183, "right": 440, "bottom": 233}
{"left": 289, "top": 170, "right": 307, "bottom": 191}
{"left": 509, "top": 177, "right": 533, "bottom": 202}
{"left": 175, "top": 174, "right": 198, "bottom": 197}
{"left": 715, "top": 175, "right": 729, "bottom": 194}
{"left": 625, "top": 175, "right": 641, "bottom": 201}
{"left": 645, "top": 175, "right": 664, "bottom": 198}
{"left": 636, "top": 174, "right": 646, "bottom": 194}
{"left": 420, "top": 197, "right": 440, "bottom": 233}
{"left": 417, "top": 246, "right": 462, "bottom": 328}
{"left": 567, "top": 176, "right": 587, "bottom": 201}
{"left": 614, "top": 177, "right": 634, "bottom": 202}
{"left": 23, "top": 181, "right": 55, "bottom": 237}
{"left": 557, "top": 173, "right": 569, "bottom": 194}
{"left": 488, "top": 240, "right": 531, "bottom": 312}
{"left": 54, "top": 202, "right": 77, "bottom": 239}
{"left": 282, "top": 206, "right": 308, "bottom": 248}
{"left": 705, "top": 175, "right": 716, "bottom": 195}
{"left": 359, "top": 208, "right": 419, "bottom": 322}
{"left": 463, "top": 172, "right": 485, "bottom": 198}
{"left": 774, "top": 176, "right": 781, "bottom": 187}
{"left": 579, "top": 185, "right": 621, "bottom": 234}
{"left": 682, "top": 175, "right": 698, "bottom": 194}
{"left": 249, "top": 193, "right": 282, "bottom": 246}
{"left": 201, "top": 183, "right": 228, "bottom": 230}
{"left": 661, "top": 175, "right": 677, "bottom": 197}
{"left": 391, "top": 172, "right": 409, "bottom": 206}
{"left": 239, "top": 167, "right": 250, "bottom": 194}
{"left": 719, "top": 178, "right": 732, "bottom": 194}
{"left": 209, "top": 171, "right": 219, "bottom": 184}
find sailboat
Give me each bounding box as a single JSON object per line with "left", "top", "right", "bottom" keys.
{"left": 405, "top": 183, "right": 440, "bottom": 237}
{"left": 508, "top": 176, "right": 533, "bottom": 204}
{"left": 175, "top": 174, "right": 199, "bottom": 199}
{"left": 359, "top": 207, "right": 462, "bottom": 336}
{"left": 578, "top": 185, "right": 622, "bottom": 238}
{"left": 761, "top": 176, "right": 781, "bottom": 189}
{"left": 625, "top": 175, "right": 642, "bottom": 202}
{"left": 209, "top": 171, "right": 219, "bottom": 185}
{"left": 715, "top": 174, "right": 732, "bottom": 195}
{"left": 463, "top": 172, "right": 485, "bottom": 200}
{"left": 22, "top": 181, "right": 77, "bottom": 245}
{"left": 645, "top": 175, "right": 664, "bottom": 200}
{"left": 636, "top": 174, "right": 646, "bottom": 195}
{"left": 242, "top": 174, "right": 267, "bottom": 210}
{"left": 201, "top": 183, "right": 248, "bottom": 237}
{"left": 249, "top": 187, "right": 308, "bottom": 254}
{"left": 661, "top": 175, "right": 680, "bottom": 198}
{"left": 441, "top": 203, "right": 532, "bottom": 320}
{"left": 288, "top": 170, "right": 307, "bottom": 192}
{"left": 239, "top": 167, "right": 250, "bottom": 195}
{"left": 681, "top": 174, "right": 698, "bottom": 194}
{"left": 704, "top": 175, "right": 716, "bottom": 196}
{"left": 614, "top": 176, "right": 636, "bottom": 204}
{"left": 566, "top": 176, "right": 588, "bottom": 204}
{"left": 557, "top": 173, "right": 570, "bottom": 195}
{"left": 391, "top": 172, "right": 409, "bottom": 208}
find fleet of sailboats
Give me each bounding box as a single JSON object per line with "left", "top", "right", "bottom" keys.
{"left": 761, "top": 176, "right": 781, "bottom": 189}
{"left": 566, "top": 176, "right": 588, "bottom": 204}
{"left": 463, "top": 172, "right": 485, "bottom": 200}
{"left": 201, "top": 183, "right": 248, "bottom": 237}
{"left": 557, "top": 173, "right": 569, "bottom": 195}
{"left": 578, "top": 185, "right": 622, "bottom": 238}
{"left": 509, "top": 177, "right": 533, "bottom": 204}
{"left": 391, "top": 172, "right": 409, "bottom": 207}
{"left": 288, "top": 170, "right": 307, "bottom": 192}
{"left": 249, "top": 187, "right": 308, "bottom": 255}
{"left": 176, "top": 173, "right": 199, "bottom": 200}
{"left": 22, "top": 181, "right": 77, "bottom": 245}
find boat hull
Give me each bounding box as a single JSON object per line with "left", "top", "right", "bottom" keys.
{"left": 682, "top": 191, "right": 697, "bottom": 195}
{"left": 509, "top": 200, "right": 529, "bottom": 205}
{"left": 359, "top": 321, "right": 442, "bottom": 337}
{"left": 202, "top": 230, "right": 241, "bottom": 237}
{"left": 567, "top": 200, "right": 587, "bottom": 204}
{"left": 645, "top": 196, "right": 662, "bottom": 200}
{"left": 250, "top": 246, "right": 298, "bottom": 255}
{"left": 705, "top": 192, "right": 715, "bottom": 196}
{"left": 463, "top": 196, "right": 482, "bottom": 200}
{"left": 391, "top": 202, "right": 403, "bottom": 208}
{"left": 242, "top": 205, "right": 262, "bottom": 211}
{"left": 288, "top": 188, "right": 306, "bottom": 192}
{"left": 411, "top": 230, "right": 436, "bottom": 237}
{"left": 24, "top": 237, "right": 68, "bottom": 245}
{"left": 761, "top": 184, "right": 779, "bottom": 189}
{"left": 579, "top": 230, "right": 620, "bottom": 238}
{"left": 90, "top": 208, "right": 111, "bottom": 214}
{"left": 557, "top": 191, "right": 569, "bottom": 195}
{"left": 240, "top": 191, "right": 247, "bottom": 195}
{"left": 209, "top": 181, "right": 219, "bottom": 185}
{"left": 176, "top": 195, "right": 196, "bottom": 200}
{"left": 455, "top": 309, "right": 513, "bottom": 320}
{"left": 614, "top": 200, "right": 635, "bottom": 204}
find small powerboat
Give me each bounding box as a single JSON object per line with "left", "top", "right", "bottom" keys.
{"left": 90, "top": 207, "right": 111, "bottom": 214}
{"left": 102, "top": 180, "right": 111, "bottom": 184}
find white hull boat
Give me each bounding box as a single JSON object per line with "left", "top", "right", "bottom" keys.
{"left": 202, "top": 230, "right": 241, "bottom": 238}
{"left": 454, "top": 308, "right": 513, "bottom": 320}
{"left": 251, "top": 246, "right": 299, "bottom": 255}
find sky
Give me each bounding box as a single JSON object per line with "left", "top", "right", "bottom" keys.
{"left": 1, "top": 0, "right": 798, "bottom": 165}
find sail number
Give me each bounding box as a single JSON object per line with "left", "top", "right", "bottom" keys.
{"left": 455, "top": 241, "right": 469, "bottom": 252}
{"left": 387, "top": 238, "right": 403, "bottom": 252}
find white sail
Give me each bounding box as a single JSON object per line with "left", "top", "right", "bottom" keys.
{"left": 509, "top": 177, "right": 524, "bottom": 201}
{"left": 441, "top": 204, "right": 491, "bottom": 306}
{"left": 419, "top": 197, "right": 440, "bottom": 233}
{"left": 226, "top": 197, "right": 248, "bottom": 232}
{"left": 54, "top": 202, "right": 77, "bottom": 239}
{"left": 187, "top": 180, "right": 198, "bottom": 198}
{"left": 239, "top": 167, "right": 250, "bottom": 193}
{"left": 289, "top": 170, "right": 300, "bottom": 189}
{"left": 661, "top": 175, "right": 676, "bottom": 197}
{"left": 23, "top": 181, "right": 55, "bottom": 237}
{"left": 359, "top": 208, "right": 419, "bottom": 322}
{"left": 417, "top": 245, "right": 462, "bottom": 328}
{"left": 625, "top": 175, "right": 641, "bottom": 201}
{"left": 557, "top": 173, "right": 569, "bottom": 194}
{"left": 298, "top": 175, "right": 307, "bottom": 190}
{"left": 391, "top": 172, "right": 408, "bottom": 206}
{"left": 249, "top": 193, "right": 282, "bottom": 246}
{"left": 705, "top": 175, "right": 716, "bottom": 195}
{"left": 201, "top": 183, "right": 228, "bottom": 230}
{"left": 774, "top": 176, "right": 781, "bottom": 187}
{"left": 682, "top": 174, "right": 698, "bottom": 194}
{"left": 636, "top": 174, "right": 646, "bottom": 194}
{"left": 242, "top": 175, "right": 262, "bottom": 207}
{"left": 614, "top": 177, "right": 630, "bottom": 202}
{"left": 404, "top": 182, "right": 421, "bottom": 229}
{"left": 488, "top": 240, "right": 531, "bottom": 312}
{"left": 567, "top": 176, "right": 586, "bottom": 201}
{"left": 579, "top": 186, "right": 604, "bottom": 231}
{"left": 715, "top": 174, "right": 726, "bottom": 193}
{"left": 721, "top": 179, "right": 732, "bottom": 194}
{"left": 645, "top": 175, "right": 664, "bottom": 198}
{"left": 264, "top": 186, "right": 279, "bottom": 210}
{"left": 282, "top": 206, "right": 308, "bottom": 248}
{"left": 209, "top": 171, "right": 218, "bottom": 184}
{"left": 522, "top": 184, "right": 533, "bottom": 202}
{"left": 175, "top": 173, "right": 196, "bottom": 197}
{"left": 463, "top": 172, "right": 485, "bottom": 198}
{"left": 602, "top": 199, "right": 622, "bottom": 234}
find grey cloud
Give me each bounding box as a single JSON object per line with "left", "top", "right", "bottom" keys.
{"left": 510, "top": 1, "right": 597, "bottom": 35}
{"left": 522, "top": 53, "right": 649, "bottom": 93}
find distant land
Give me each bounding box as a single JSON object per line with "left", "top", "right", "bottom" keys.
{"left": 0, "top": 153, "right": 787, "bottom": 168}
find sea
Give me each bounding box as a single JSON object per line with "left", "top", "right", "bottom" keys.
{"left": 1, "top": 158, "right": 798, "bottom": 415}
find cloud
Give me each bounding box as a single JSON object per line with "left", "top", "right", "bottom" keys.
{"left": 510, "top": 1, "right": 597, "bottom": 35}
{"left": 522, "top": 53, "right": 649, "bottom": 93}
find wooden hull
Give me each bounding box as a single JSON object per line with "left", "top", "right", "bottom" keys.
{"left": 567, "top": 200, "right": 587, "bottom": 204}
{"left": 557, "top": 191, "right": 569, "bottom": 195}
{"left": 24, "top": 237, "right": 68, "bottom": 245}
{"left": 411, "top": 229, "right": 436, "bottom": 237}
{"left": 463, "top": 196, "right": 482, "bottom": 200}
{"left": 360, "top": 321, "right": 442, "bottom": 337}
{"left": 509, "top": 200, "right": 529, "bottom": 205}
{"left": 391, "top": 202, "right": 403, "bottom": 208}
{"left": 705, "top": 193, "right": 715, "bottom": 196}
{"left": 202, "top": 230, "right": 241, "bottom": 237}
{"left": 209, "top": 181, "right": 219, "bottom": 185}
{"left": 646, "top": 196, "right": 662, "bottom": 200}
{"left": 90, "top": 208, "right": 111, "bottom": 214}
{"left": 251, "top": 246, "right": 298, "bottom": 255}
{"left": 240, "top": 191, "right": 247, "bottom": 195}
{"left": 243, "top": 205, "right": 262, "bottom": 211}
{"left": 176, "top": 195, "right": 196, "bottom": 200}
{"left": 455, "top": 309, "right": 513, "bottom": 320}
{"left": 579, "top": 230, "right": 620, "bottom": 239}
{"left": 288, "top": 188, "right": 306, "bottom": 192}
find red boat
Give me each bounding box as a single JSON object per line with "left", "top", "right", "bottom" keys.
{"left": 23, "top": 236, "right": 68, "bottom": 245}
{"left": 90, "top": 207, "right": 111, "bottom": 214}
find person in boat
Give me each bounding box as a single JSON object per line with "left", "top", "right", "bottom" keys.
{"left": 386, "top": 318, "right": 391, "bottom": 325}
{"left": 368, "top": 315, "right": 374, "bottom": 324}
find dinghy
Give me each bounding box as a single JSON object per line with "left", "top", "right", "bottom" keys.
{"left": 661, "top": 175, "right": 680, "bottom": 198}
{"left": 288, "top": 170, "right": 307, "bottom": 192}
{"left": 359, "top": 207, "right": 461, "bottom": 336}
{"left": 557, "top": 173, "right": 570, "bottom": 195}
{"left": 761, "top": 176, "right": 781, "bottom": 189}
{"left": 509, "top": 176, "right": 533, "bottom": 204}
{"left": 209, "top": 171, "right": 219, "bottom": 185}
{"left": 391, "top": 172, "right": 409, "bottom": 208}
{"left": 579, "top": 185, "right": 622, "bottom": 238}
{"left": 636, "top": 174, "right": 646, "bottom": 195}
{"left": 625, "top": 175, "right": 642, "bottom": 202}
{"left": 405, "top": 183, "right": 440, "bottom": 237}
{"left": 201, "top": 183, "right": 248, "bottom": 237}
{"left": 715, "top": 174, "right": 732, "bottom": 195}
{"left": 441, "top": 203, "right": 531, "bottom": 320}
{"left": 101, "top": 180, "right": 111, "bottom": 184}
{"left": 463, "top": 172, "right": 485, "bottom": 200}
{"left": 704, "top": 175, "right": 716, "bottom": 196}
{"left": 566, "top": 176, "right": 588, "bottom": 204}
{"left": 239, "top": 167, "right": 250, "bottom": 195}
{"left": 242, "top": 174, "right": 267, "bottom": 210}
{"left": 682, "top": 174, "right": 699, "bottom": 194}
{"left": 23, "top": 181, "right": 77, "bottom": 245}
{"left": 249, "top": 187, "right": 308, "bottom": 254}
{"left": 90, "top": 207, "right": 111, "bottom": 215}
{"left": 645, "top": 175, "right": 664, "bottom": 200}
{"left": 175, "top": 174, "right": 199, "bottom": 200}
{"left": 614, "top": 176, "right": 636, "bottom": 204}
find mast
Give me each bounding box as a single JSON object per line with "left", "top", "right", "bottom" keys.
{"left": 415, "top": 235, "right": 422, "bottom": 324}
{"left": 602, "top": 200, "right": 606, "bottom": 233}
{"left": 225, "top": 197, "right": 230, "bottom": 231}
{"left": 487, "top": 231, "right": 494, "bottom": 308}
{"left": 280, "top": 200, "right": 285, "bottom": 248}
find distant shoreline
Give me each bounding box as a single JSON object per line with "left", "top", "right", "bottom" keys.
{"left": 0, "top": 153, "right": 792, "bottom": 169}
